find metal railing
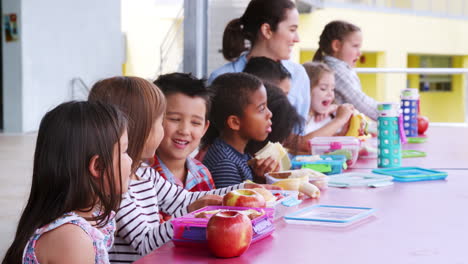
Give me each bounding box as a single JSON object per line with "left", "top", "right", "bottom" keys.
{"left": 323, "top": 0, "right": 468, "bottom": 18}
{"left": 158, "top": 6, "right": 184, "bottom": 76}
{"left": 70, "top": 77, "right": 89, "bottom": 100}
{"left": 355, "top": 67, "right": 468, "bottom": 125}
{"left": 355, "top": 68, "right": 468, "bottom": 74}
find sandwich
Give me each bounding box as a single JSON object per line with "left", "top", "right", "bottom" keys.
{"left": 250, "top": 142, "right": 291, "bottom": 171}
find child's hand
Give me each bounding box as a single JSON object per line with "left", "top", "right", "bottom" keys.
{"left": 187, "top": 194, "right": 223, "bottom": 212}
{"left": 251, "top": 157, "right": 280, "bottom": 179}
{"left": 159, "top": 212, "right": 172, "bottom": 223}
{"left": 335, "top": 103, "right": 354, "bottom": 122}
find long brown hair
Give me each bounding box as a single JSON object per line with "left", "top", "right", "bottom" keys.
{"left": 222, "top": 0, "right": 296, "bottom": 61}
{"left": 313, "top": 20, "right": 361, "bottom": 62}
{"left": 2, "top": 101, "right": 127, "bottom": 264}
{"left": 88, "top": 76, "right": 166, "bottom": 172}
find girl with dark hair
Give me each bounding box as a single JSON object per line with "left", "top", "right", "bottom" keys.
{"left": 202, "top": 72, "right": 280, "bottom": 188}
{"left": 243, "top": 60, "right": 303, "bottom": 154}
{"left": 3, "top": 101, "right": 130, "bottom": 264}
{"left": 89, "top": 76, "right": 277, "bottom": 263}
{"left": 245, "top": 82, "right": 304, "bottom": 155}
{"left": 208, "top": 0, "right": 311, "bottom": 125}
{"left": 313, "top": 20, "right": 379, "bottom": 120}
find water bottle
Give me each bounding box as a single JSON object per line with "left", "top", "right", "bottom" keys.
{"left": 400, "top": 88, "right": 419, "bottom": 137}
{"left": 377, "top": 103, "right": 402, "bottom": 168}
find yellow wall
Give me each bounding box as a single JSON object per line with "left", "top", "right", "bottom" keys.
{"left": 406, "top": 55, "right": 467, "bottom": 122}
{"left": 299, "top": 7, "right": 468, "bottom": 123}
{"left": 413, "top": 56, "right": 467, "bottom": 122}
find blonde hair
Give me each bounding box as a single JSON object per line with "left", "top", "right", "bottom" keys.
{"left": 303, "top": 61, "right": 334, "bottom": 88}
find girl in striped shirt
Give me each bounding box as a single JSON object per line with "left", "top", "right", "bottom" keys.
{"left": 88, "top": 76, "right": 276, "bottom": 263}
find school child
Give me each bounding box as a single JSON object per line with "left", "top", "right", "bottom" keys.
{"left": 88, "top": 76, "right": 276, "bottom": 263}
{"left": 243, "top": 56, "right": 292, "bottom": 94}
{"left": 202, "top": 72, "right": 280, "bottom": 188}
{"left": 2, "top": 101, "right": 130, "bottom": 264}
{"left": 153, "top": 73, "right": 215, "bottom": 191}
{"left": 313, "top": 20, "right": 379, "bottom": 120}
{"left": 302, "top": 61, "right": 354, "bottom": 137}
{"left": 245, "top": 82, "right": 303, "bottom": 155}
{"left": 242, "top": 61, "right": 304, "bottom": 155}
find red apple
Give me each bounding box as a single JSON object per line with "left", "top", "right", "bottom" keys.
{"left": 222, "top": 189, "right": 266, "bottom": 208}
{"left": 417, "top": 115, "right": 429, "bottom": 135}
{"left": 206, "top": 211, "right": 253, "bottom": 258}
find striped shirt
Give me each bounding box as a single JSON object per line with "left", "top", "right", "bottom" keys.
{"left": 324, "top": 56, "right": 379, "bottom": 120}
{"left": 109, "top": 165, "right": 244, "bottom": 263}
{"left": 202, "top": 138, "right": 254, "bottom": 188}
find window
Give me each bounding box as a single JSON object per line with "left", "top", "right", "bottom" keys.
{"left": 418, "top": 55, "right": 452, "bottom": 92}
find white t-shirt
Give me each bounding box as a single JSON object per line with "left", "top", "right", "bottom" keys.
{"left": 304, "top": 115, "right": 333, "bottom": 134}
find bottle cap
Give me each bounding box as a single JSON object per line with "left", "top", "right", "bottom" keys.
{"left": 378, "top": 102, "right": 400, "bottom": 117}
{"left": 400, "top": 88, "right": 419, "bottom": 100}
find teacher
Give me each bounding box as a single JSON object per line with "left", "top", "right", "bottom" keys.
{"left": 208, "top": 0, "right": 310, "bottom": 125}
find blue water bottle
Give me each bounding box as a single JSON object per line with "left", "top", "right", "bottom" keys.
{"left": 377, "top": 103, "right": 403, "bottom": 168}
{"left": 401, "top": 88, "right": 419, "bottom": 137}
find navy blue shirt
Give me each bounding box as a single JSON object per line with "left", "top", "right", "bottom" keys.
{"left": 202, "top": 138, "right": 254, "bottom": 188}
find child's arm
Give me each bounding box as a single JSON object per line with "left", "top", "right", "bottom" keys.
{"left": 155, "top": 165, "right": 246, "bottom": 216}
{"left": 114, "top": 166, "right": 248, "bottom": 256}
{"left": 115, "top": 190, "right": 175, "bottom": 256}
{"left": 298, "top": 104, "right": 354, "bottom": 152}
{"left": 35, "top": 224, "right": 95, "bottom": 264}
{"left": 334, "top": 69, "right": 379, "bottom": 120}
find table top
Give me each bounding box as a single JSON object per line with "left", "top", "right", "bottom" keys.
{"left": 135, "top": 126, "right": 468, "bottom": 264}
{"left": 354, "top": 126, "right": 468, "bottom": 169}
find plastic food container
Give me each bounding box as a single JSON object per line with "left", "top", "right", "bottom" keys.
{"left": 291, "top": 155, "right": 347, "bottom": 175}
{"left": 265, "top": 171, "right": 329, "bottom": 190}
{"left": 267, "top": 190, "right": 300, "bottom": 207}
{"left": 172, "top": 206, "right": 275, "bottom": 247}
{"left": 284, "top": 205, "right": 376, "bottom": 227}
{"left": 309, "top": 137, "right": 360, "bottom": 167}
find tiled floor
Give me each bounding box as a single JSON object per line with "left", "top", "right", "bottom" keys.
{"left": 0, "top": 133, "right": 36, "bottom": 259}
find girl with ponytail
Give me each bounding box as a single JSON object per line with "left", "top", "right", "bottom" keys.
{"left": 313, "top": 20, "right": 379, "bottom": 120}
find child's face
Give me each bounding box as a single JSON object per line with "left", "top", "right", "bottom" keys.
{"left": 157, "top": 93, "right": 209, "bottom": 162}
{"left": 142, "top": 115, "right": 165, "bottom": 160}
{"left": 112, "top": 130, "right": 132, "bottom": 194}
{"left": 311, "top": 72, "right": 335, "bottom": 115}
{"left": 277, "top": 78, "right": 291, "bottom": 95}
{"left": 266, "top": 8, "right": 300, "bottom": 61}
{"left": 238, "top": 85, "right": 272, "bottom": 142}
{"left": 335, "top": 31, "right": 362, "bottom": 67}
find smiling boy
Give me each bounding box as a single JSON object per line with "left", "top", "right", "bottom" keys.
{"left": 153, "top": 73, "right": 215, "bottom": 191}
